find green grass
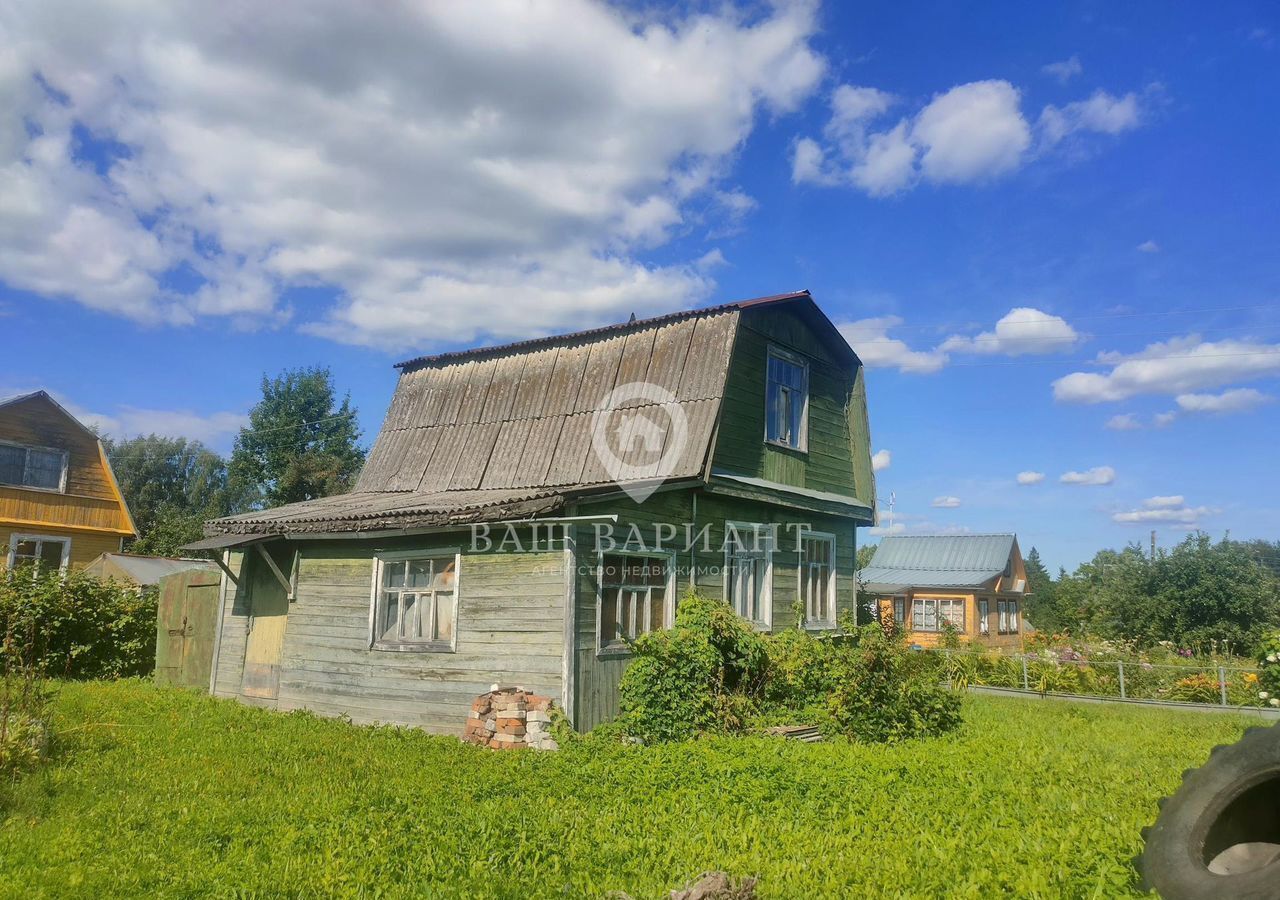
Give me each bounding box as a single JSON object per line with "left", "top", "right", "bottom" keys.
{"left": 0, "top": 682, "right": 1259, "bottom": 898}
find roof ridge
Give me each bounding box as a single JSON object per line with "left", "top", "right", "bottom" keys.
{"left": 393, "top": 290, "right": 809, "bottom": 370}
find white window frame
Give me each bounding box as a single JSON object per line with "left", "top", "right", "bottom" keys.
{"left": 0, "top": 440, "right": 68, "bottom": 494}
{"left": 6, "top": 533, "right": 72, "bottom": 574}
{"left": 978, "top": 597, "right": 990, "bottom": 635}
{"left": 893, "top": 595, "right": 907, "bottom": 626}
{"left": 798, "top": 531, "right": 837, "bottom": 629}
{"left": 911, "top": 597, "right": 965, "bottom": 633}
{"left": 595, "top": 549, "right": 677, "bottom": 657}
{"left": 368, "top": 548, "right": 461, "bottom": 652}
{"left": 997, "top": 598, "right": 1021, "bottom": 634}
{"left": 724, "top": 521, "right": 775, "bottom": 630}
{"left": 764, "top": 345, "right": 809, "bottom": 452}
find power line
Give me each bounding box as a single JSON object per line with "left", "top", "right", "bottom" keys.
{"left": 106, "top": 410, "right": 360, "bottom": 463}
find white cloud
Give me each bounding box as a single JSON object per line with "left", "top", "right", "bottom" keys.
{"left": 1153, "top": 411, "right": 1178, "bottom": 428}
{"left": 1016, "top": 471, "right": 1045, "bottom": 485}
{"left": 795, "top": 77, "right": 1146, "bottom": 197}
{"left": 931, "top": 496, "right": 962, "bottom": 508}
{"left": 866, "top": 522, "right": 906, "bottom": 537}
{"left": 940, "top": 307, "right": 1078, "bottom": 356}
{"left": 1113, "top": 503, "right": 1214, "bottom": 525}
{"left": 871, "top": 449, "right": 892, "bottom": 472}
{"left": 1053, "top": 335, "right": 1280, "bottom": 403}
{"left": 0, "top": 0, "right": 825, "bottom": 350}
{"left": 1143, "top": 495, "right": 1185, "bottom": 509}
{"left": 1105, "top": 413, "right": 1142, "bottom": 431}
{"left": 1042, "top": 56, "right": 1083, "bottom": 84}
{"left": 1175, "top": 388, "right": 1273, "bottom": 415}
{"left": 836, "top": 316, "right": 948, "bottom": 374}
{"left": 1039, "top": 90, "right": 1143, "bottom": 146}
{"left": 1137, "top": 239, "right": 1160, "bottom": 253}
{"left": 1060, "top": 466, "right": 1116, "bottom": 486}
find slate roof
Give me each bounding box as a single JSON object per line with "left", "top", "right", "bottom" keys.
{"left": 207, "top": 291, "right": 854, "bottom": 535}
{"left": 859, "top": 534, "right": 1018, "bottom": 592}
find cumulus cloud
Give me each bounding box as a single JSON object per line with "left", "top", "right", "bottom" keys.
{"left": 1175, "top": 388, "right": 1273, "bottom": 415}
{"left": 1053, "top": 335, "right": 1280, "bottom": 403}
{"left": 1060, "top": 466, "right": 1115, "bottom": 486}
{"left": 871, "top": 448, "right": 892, "bottom": 472}
{"left": 1137, "top": 239, "right": 1160, "bottom": 253}
{"left": 1113, "top": 502, "right": 1215, "bottom": 525}
{"left": 1042, "top": 56, "right": 1083, "bottom": 84}
{"left": 931, "top": 496, "right": 962, "bottom": 508}
{"left": 793, "top": 77, "right": 1147, "bottom": 196}
{"left": 1039, "top": 90, "right": 1143, "bottom": 146}
{"left": 837, "top": 316, "right": 948, "bottom": 374}
{"left": 1153, "top": 411, "right": 1178, "bottom": 428}
{"left": 1016, "top": 471, "right": 1046, "bottom": 485}
{"left": 0, "top": 0, "right": 825, "bottom": 350}
{"left": 940, "top": 307, "right": 1078, "bottom": 356}
{"left": 1105, "top": 413, "right": 1142, "bottom": 431}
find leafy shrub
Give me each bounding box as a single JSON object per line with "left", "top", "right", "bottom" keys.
{"left": 618, "top": 592, "right": 767, "bottom": 742}
{"left": 1257, "top": 630, "right": 1280, "bottom": 706}
{"left": 825, "top": 625, "right": 962, "bottom": 744}
{"left": 0, "top": 569, "right": 157, "bottom": 680}
{"left": 1165, "top": 673, "right": 1221, "bottom": 704}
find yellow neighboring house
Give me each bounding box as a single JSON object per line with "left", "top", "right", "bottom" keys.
{"left": 862, "top": 533, "right": 1028, "bottom": 650}
{"left": 0, "top": 391, "right": 137, "bottom": 573}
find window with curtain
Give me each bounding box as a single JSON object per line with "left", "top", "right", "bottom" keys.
{"left": 599, "top": 554, "right": 671, "bottom": 652}
{"left": 726, "top": 523, "right": 773, "bottom": 628}
{"left": 800, "top": 533, "right": 836, "bottom": 628}
{"left": 373, "top": 554, "right": 458, "bottom": 649}
{"left": 765, "top": 348, "right": 808, "bottom": 450}
{"left": 0, "top": 442, "right": 66, "bottom": 491}
{"left": 911, "top": 597, "right": 964, "bottom": 632}
{"left": 978, "top": 598, "right": 990, "bottom": 635}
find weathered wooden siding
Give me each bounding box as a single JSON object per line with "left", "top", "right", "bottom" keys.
{"left": 712, "top": 305, "right": 872, "bottom": 503}
{"left": 212, "top": 550, "right": 249, "bottom": 699}
{"left": 571, "top": 488, "right": 858, "bottom": 730}
{"left": 212, "top": 534, "right": 567, "bottom": 734}
{"left": 0, "top": 524, "right": 122, "bottom": 570}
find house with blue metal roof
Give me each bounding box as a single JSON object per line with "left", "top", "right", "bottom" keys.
{"left": 859, "top": 533, "right": 1028, "bottom": 649}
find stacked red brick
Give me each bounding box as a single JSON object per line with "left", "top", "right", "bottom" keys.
{"left": 462, "top": 687, "right": 559, "bottom": 751}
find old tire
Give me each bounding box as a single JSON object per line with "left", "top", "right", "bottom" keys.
{"left": 1140, "top": 721, "right": 1280, "bottom": 899}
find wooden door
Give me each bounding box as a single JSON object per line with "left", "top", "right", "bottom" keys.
{"left": 155, "top": 569, "right": 222, "bottom": 689}
{"left": 241, "top": 544, "right": 293, "bottom": 700}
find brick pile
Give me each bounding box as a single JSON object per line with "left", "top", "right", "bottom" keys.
{"left": 462, "top": 686, "right": 559, "bottom": 751}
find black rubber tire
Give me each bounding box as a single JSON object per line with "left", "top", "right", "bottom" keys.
{"left": 1140, "top": 721, "right": 1280, "bottom": 899}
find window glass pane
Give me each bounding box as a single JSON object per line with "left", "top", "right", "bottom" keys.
{"left": 25, "top": 449, "right": 63, "bottom": 489}
{"left": 380, "top": 591, "right": 400, "bottom": 640}
{"left": 39, "top": 540, "right": 64, "bottom": 568}
{"left": 383, "top": 561, "right": 406, "bottom": 589}
{"left": 649, "top": 587, "right": 665, "bottom": 632}
{"left": 765, "top": 381, "right": 783, "bottom": 442}
{"left": 406, "top": 559, "right": 432, "bottom": 588}
{"left": 13, "top": 539, "right": 38, "bottom": 559}
{"left": 401, "top": 593, "right": 419, "bottom": 640}
{"left": 600, "top": 588, "right": 620, "bottom": 645}
{"left": 436, "top": 595, "right": 454, "bottom": 642}
{"left": 0, "top": 446, "right": 24, "bottom": 485}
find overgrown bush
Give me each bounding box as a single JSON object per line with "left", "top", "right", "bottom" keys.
{"left": 826, "top": 625, "right": 962, "bottom": 743}
{"left": 1256, "top": 629, "right": 1280, "bottom": 707}
{"left": 618, "top": 592, "right": 767, "bottom": 742}
{"left": 2, "top": 604, "right": 53, "bottom": 778}
{"left": 620, "top": 594, "right": 962, "bottom": 745}
{"left": 0, "top": 569, "right": 156, "bottom": 680}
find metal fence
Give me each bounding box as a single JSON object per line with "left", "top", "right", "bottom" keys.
{"left": 922, "top": 647, "right": 1269, "bottom": 710}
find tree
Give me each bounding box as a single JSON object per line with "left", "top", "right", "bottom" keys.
{"left": 106, "top": 435, "right": 244, "bottom": 555}
{"left": 229, "top": 367, "right": 364, "bottom": 509}
{"left": 855, "top": 543, "right": 877, "bottom": 571}
{"left": 1022, "top": 546, "right": 1061, "bottom": 633}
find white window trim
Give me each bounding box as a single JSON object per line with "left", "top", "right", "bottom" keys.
{"left": 764, "top": 345, "right": 810, "bottom": 453}
{"left": 978, "top": 597, "right": 990, "bottom": 635}
{"left": 0, "top": 440, "right": 69, "bottom": 494}
{"left": 798, "top": 530, "right": 837, "bottom": 630}
{"left": 595, "top": 548, "right": 678, "bottom": 658}
{"left": 911, "top": 596, "right": 965, "bottom": 633}
{"left": 723, "top": 521, "right": 774, "bottom": 631}
{"left": 6, "top": 533, "right": 72, "bottom": 574}
{"left": 368, "top": 548, "right": 461, "bottom": 653}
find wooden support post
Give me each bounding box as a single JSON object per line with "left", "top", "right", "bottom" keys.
{"left": 1021, "top": 656, "right": 1029, "bottom": 691}
{"left": 255, "top": 542, "right": 294, "bottom": 601}
{"left": 212, "top": 553, "right": 239, "bottom": 587}
{"left": 1117, "top": 660, "right": 1126, "bottom": 700}
{"left": 1219, "top": 666, "right": 1228, "bottom": 707}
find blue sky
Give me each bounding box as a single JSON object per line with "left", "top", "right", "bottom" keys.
{"left": 1, "top": 1, "right": 1277, "bottom": 570}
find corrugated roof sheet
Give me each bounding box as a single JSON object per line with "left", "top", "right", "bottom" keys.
{"left": 83, "top": 553, "right": 219, "bottom": 586}
{"left": 859, "top": 534, "right": 1016, "bottom": 591}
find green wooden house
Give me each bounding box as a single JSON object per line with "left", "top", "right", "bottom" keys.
{"left": 190, "top": 291, "right": 876, "bottom": 732}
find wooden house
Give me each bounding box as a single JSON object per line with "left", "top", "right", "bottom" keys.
{"left": 860, "top": 534, "right": 1027, "bottom": 650}
{"left": 190, "top": 291, "right": 877, "bottom": 732}
{"left": 0, "top": 391, "right": 137, "bottom": 573}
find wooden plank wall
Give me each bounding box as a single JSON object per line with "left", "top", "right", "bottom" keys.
{"left": 0, "top": 524, "right": 122, "bottom": 570}
{"left": 572, "top": 489, "right": 858, "bottom": 730}
{"left": 212, "top": 551, "right": 249, "bottom": 699}
{"left": 214, "top": 534, "right": 567, "bottom": 734}
{"left": 712, "top": 305, "right": 867, "bottom": 500}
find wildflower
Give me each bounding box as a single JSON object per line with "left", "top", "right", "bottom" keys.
{"left": 1260, "top": 691, "right": 1271, "bottom": 700}
{"left": 1272, "top": 699, "right": 1280, "bottom": 708}
{"left": 1267, "top": 653, "right": 1278, "bottom": 664}
{"left": 1244, "top": 673, "right": 1259, "bottom": 685}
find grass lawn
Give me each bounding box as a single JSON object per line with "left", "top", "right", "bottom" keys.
{"left": 0, "top": 681, "right": 1257, "bottom": 898}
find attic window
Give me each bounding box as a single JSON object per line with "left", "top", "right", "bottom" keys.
{"left": 765, "top": 347, "right": 808, "bottom": 451}
{"left": 0, "top": 442, "right": 67, "bottom": 492}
